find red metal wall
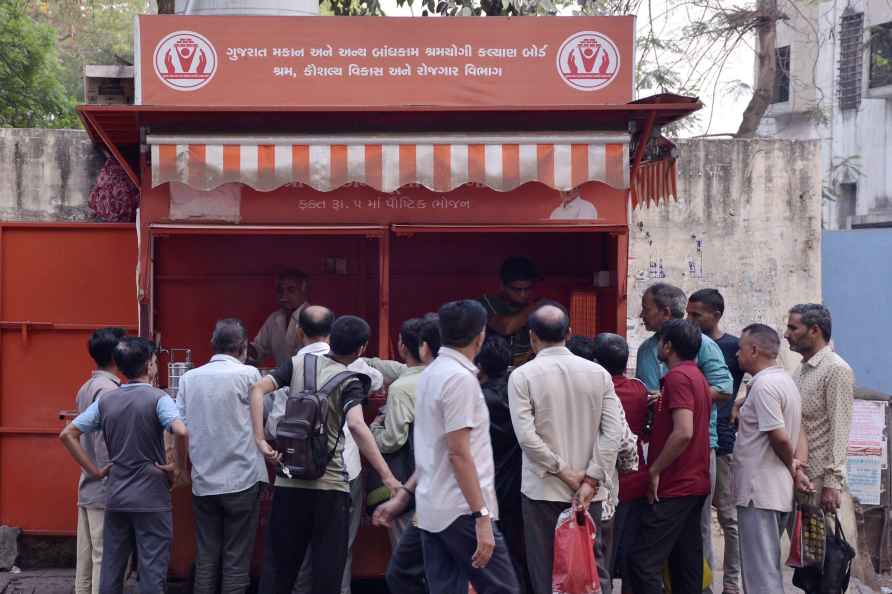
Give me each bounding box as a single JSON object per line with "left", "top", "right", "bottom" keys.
{"left": 0, "top": 223, "right": 137, "bottom": 534}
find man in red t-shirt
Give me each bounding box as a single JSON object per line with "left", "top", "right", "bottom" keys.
{"left": 628, "top": 319, "right": 712, "bottom": 594}
{"left": 592, "top": 333, "right": 649, "bottom": 594}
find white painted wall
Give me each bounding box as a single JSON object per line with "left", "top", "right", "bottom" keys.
{"left": 628, "top": 138, "right": 823, "bottom": 371}
{"left": 758, "top": 0, "right": 892, "bottom": 229}
{"left": 0, "top": 129, "right": 104, "bottom": 222}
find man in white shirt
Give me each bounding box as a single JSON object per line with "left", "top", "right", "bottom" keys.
{"left": 175, "top": 319, "right": 268, "bottom": 594}
{"left": 733, "top": 324, "right": 808, "bottom": 594}
{"left": 549, "top": 187, "right": 599, "bottom": 220}
{"left": 249, "top": 270, "right": 309, "bottom": 367}
{"left": 508, "top": 304, "right": 624, "bottom": 594}
{"left": 415, "top": 300, "right": 519, "bottom": 594}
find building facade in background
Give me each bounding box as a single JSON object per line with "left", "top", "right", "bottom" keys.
{"left": 757, "top": 0, "right": 892, "bottom": 230}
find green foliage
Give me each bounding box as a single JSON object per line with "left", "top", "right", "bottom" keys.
{"left": 30, "top": 0, "right": 152, "bottom": 104}
{"left": 0, "top": 0, "right": 77, "bottom": 127}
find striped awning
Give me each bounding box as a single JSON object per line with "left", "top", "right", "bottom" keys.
{"left": 631, "top": 159, "right": 678, "bottom": 208}
{"left": 148, "top": 133, "right": 630, "bottom": 193}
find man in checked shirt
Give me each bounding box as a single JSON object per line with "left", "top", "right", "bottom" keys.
{"left": 785, "top": 304, "right": 857, "bottom": 559}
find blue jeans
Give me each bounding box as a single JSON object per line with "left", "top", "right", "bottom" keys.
{"left": 420, "top": 515, "right": 519, "bottom": 594}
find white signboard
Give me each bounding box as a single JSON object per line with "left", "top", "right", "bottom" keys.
{"left": 847, "top": 400, "right": 887, "bottom": 506}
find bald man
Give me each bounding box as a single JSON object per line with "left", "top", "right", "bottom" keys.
{"left": 508, "top": 303, "right": 624, "bottom": 594}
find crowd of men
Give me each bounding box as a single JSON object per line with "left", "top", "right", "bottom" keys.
{"left": 60, "top": 257, "right": 856, "bottom": 594}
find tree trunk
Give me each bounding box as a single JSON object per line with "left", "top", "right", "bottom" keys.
{"left": 157, "top": 0, "right": 176, "bottom": 14}
{"left": 736, "top": 0, "right": 778, "bottom": 138}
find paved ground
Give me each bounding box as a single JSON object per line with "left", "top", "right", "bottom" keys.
{"left": 2, "top": 517, "right": 889, "bottom": 594}
{"left": 0, "top": 570, "right": 390, "bottom": 594}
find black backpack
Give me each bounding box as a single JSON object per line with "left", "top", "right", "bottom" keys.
{"left": 274, "top": 354, "right": 369, "bottom": 480}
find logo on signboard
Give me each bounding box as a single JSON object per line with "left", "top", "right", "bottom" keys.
{"left": 556, "top": 31, "right": 620, "bottom": 91}
{"left": 153, "top": 31, "right": 217, "bottom": 91}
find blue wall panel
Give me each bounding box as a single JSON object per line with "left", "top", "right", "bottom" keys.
{"left": 823, "top": 229, "right": 892, "bottom": 394}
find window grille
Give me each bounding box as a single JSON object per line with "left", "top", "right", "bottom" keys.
{"left": 772, "top": 46, "right": 791, "bottom": 103}
{"left": 838, "top": 10, "right": 864, "bottom": 109}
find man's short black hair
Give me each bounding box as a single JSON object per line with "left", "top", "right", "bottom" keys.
{"left": 299, "top": 305, "right": 334, "bottom": 339}
{"left": 420, "top": 313, "right": 441, "bottom": 357}
{"left": 211, "top": 318, "right": 247, "bottom": 355}
{"left": 567, "top": 336, "right": 595, "bottom": 361}
{"left": 646, "top": 283, "right": 688, "bottom": 319}
{"left": 399, "top": 317, "right": 425, "bottom": 361}
{"left": 277, "top": 269, "right": 308, "bottom": 285}
{"left": 476, "top": 335, "right": 511, "bottom": 379}
{"left": 330, "top": 315, "right": 370, "bottom": 356}
{"left": 499, "top": 256, "right": 541, "bottom": 285}
{"left": 742, "top": 323, "right": 781, "bottom": 357}
{"left": 659, "top": 319, "right": 702, "bottom": 361}
{"left": 88, "top": 327, "right": 126, "bottom": 368}
{"left": 689, "top": 288, "right": 725, "bottom": 316}
{"left": 592, "top": 333, "right": 630, "bottom": 376}
{"left": 528, "top": 303, "right": 570, "bottom": 343}
{"left": 113, "top": 336, "right": 157, "bottom": 379}
{"left": 790, "top": 303, "right": 832, "bottom": 341}
{"left": 438, "top": 300, "right": 487, "bottom": 348}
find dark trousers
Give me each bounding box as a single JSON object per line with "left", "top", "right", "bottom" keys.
{"left": 263, "top": 486, "right": 350, "bottom": 594}
{"left": 612, "top": 498, "right": 646, "bottom": 593}
{"left": 627, "top": 495, "right": 706, "bottom": 594}
{"left": 99, "top": 510, "right": 172, "bottom": 594}
{"left": 521, "top": 496, "right": 612, "bottom": 594}
{"left": 420, "top": 515, "right": 519, "bottom": 594}
{"left": 192, "top": 483, "right": 261, "bottom": 594}
{"left": 498, "top": 504, "right": 532, "bottom": 594}
{"left": 598, "top": 514, "right": 615, "bottom": 589}
{"left": 386, "top": 523, "right": 428, "bottom": 594}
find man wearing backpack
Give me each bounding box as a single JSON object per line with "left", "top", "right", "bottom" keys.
{"left": 250, "top": 315, "right": 403, "bottom": 594}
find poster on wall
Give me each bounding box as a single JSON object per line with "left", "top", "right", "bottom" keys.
{"left": 847, "top": 400, "right": 887, "bottom": 506}
{"left": 135, "top": 15, "right": 634, "bottom": 108}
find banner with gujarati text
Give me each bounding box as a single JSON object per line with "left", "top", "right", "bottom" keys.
{"left": 136, "top": 15, "right": 634, "bottom": 108}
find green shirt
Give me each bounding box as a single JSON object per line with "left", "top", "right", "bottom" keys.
{"left": 369, "top": 365, "right": 424, "bottom": 454}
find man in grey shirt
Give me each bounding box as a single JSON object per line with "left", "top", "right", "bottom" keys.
{"left": 176, "top": 319, "right": 269, "bottom": 594}
{"left": 61, "top": 337, "right": 187, "bottom": 594}
{"left": 73, "top": 327, "right": 125, "bottom": 594}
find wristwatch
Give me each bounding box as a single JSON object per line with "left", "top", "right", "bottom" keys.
{"left": 471, "top": 507, "right": 491, "bottom": 520}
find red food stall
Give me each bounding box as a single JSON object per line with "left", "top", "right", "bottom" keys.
{"left": 76, "top": 14, "right": 699, "bottom": 579}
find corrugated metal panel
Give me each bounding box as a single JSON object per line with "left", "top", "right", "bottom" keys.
{"left": 0, "top": 224, "right": 137, "bottom": 534}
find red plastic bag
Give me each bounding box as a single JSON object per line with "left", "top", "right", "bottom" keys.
{"left": 552, "top": 507, "right": 601, "bottom": 594}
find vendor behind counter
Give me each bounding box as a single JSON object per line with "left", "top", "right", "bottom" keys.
{"left": 249, "top": 269, "right": 309, "bottom": 367}
{"left": 480, "top": 257, "right": 545, "bottom": 367}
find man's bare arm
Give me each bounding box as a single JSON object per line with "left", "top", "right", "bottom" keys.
{"left": 59, "top": 424, "right": 107, "bottom": 479}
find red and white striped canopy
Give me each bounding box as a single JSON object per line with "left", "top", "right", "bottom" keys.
{"left": 149, "top": 133, "right": 630, "bottom": 193}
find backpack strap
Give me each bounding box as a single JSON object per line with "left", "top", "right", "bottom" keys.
{"left": 317, "top": 371, "right": 372, "bottom": 466}
{"left": 302, "top": 353, "right": 318, "bottom": 392}
{"left": 318, "top": 371, "right": 371, "bottom": 398}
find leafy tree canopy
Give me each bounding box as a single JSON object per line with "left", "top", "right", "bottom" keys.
{"left": 0, "top": 0, "right": 78, "bottom": 127}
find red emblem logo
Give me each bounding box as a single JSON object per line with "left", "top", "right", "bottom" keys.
{"left": 153, "top": 31, "right": 217, "bottom": 91}
{"left": 556, "top": 31, "right": 620, "bottom": 92}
